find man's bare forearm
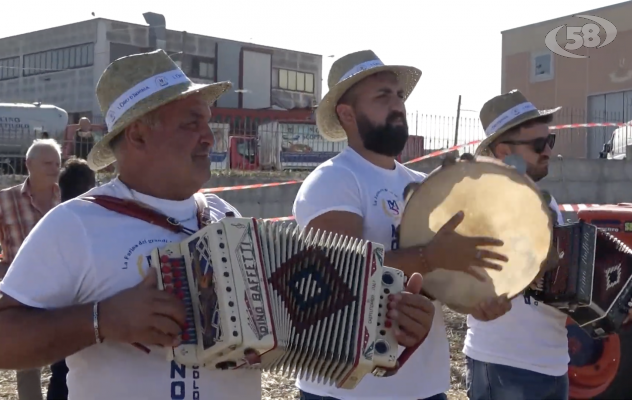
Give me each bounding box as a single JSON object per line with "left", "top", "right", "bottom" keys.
{"left": 384, "top": 247, "right": 432, "bottom": 277}
{"left": 0, "top": 302, "right": 95, "bottom": 369}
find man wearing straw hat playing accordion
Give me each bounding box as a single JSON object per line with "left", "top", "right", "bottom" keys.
{"left": 293, "top": 50, "right": 513, "bottom": 400}
{"left": 464, "top": 90, "right": 569, "bottom": 400}
{"left": 0, "top": 50, "right": 259, "bottom": 399}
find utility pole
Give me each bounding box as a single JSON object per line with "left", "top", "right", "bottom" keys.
{"left": 454, "top": 95, "right": 462, "bottom": 147}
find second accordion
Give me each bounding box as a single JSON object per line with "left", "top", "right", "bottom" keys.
{"left": 149, "top": 216, "right": 405, "bottom": 389}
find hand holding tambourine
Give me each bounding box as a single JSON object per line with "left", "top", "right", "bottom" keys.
{"left": 399, "top": 152, "right": 553, "bottom": 314}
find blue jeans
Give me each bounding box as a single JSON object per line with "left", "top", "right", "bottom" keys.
{"left": 299, "top": 390, "right": 448, "bottom": 400}
{"left": 46, "top": 360, "right": 68, "bottom": 400}
{"left": 465, "top": 357, "right": 569, "bottom": 400}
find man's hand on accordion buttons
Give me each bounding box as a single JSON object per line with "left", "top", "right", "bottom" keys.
{"left": 469, "top": 295, "right": 512, "bottom": 322}
{"left": 387, "top": 273, "right": 435, "bottom": 347}
{"left": 424, "top": 211, "right": 508, "bottom": 281}
{"left": 99, "top": 268, "right": 187, "bottom": 348}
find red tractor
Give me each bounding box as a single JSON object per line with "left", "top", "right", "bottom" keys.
{"left": 569, "top": 204, "right": 632, "bottom": 399}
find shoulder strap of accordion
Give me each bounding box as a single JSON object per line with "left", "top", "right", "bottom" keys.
{"left": 193, "top": 192, "right": 207, "bottom": 228}
{"left": 80, "top": 195, "right": 186, "bottom": 234}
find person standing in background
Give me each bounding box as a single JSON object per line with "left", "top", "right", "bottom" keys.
{"left": 0, "top": 138, "right": 62, "bottom": 400}
{"left": 46, "top": 157, "right": 96, "bottom": 400}
{"left": 73, "top": 118, "right": 95, "bottom": 160}
{"left": 464, "top": 90, "right": 569, "bottom": 400}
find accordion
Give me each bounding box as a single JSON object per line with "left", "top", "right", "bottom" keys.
{"left": 149, "top": 216, "right": 404, "bottom": 389}
{"left": 526, "top": 221, "right": 632, "bottom": 338}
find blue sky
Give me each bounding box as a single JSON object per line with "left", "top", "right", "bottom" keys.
{"left": 0, "top": 0, "right": 623, "bottom": 115}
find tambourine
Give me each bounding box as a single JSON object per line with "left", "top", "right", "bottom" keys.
{"left": 399, "top": 153, "right": 554, "bottom": 313}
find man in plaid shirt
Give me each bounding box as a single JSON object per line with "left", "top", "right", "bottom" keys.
{"left": 0, "top": 138, "right": 61, "bottom": 400}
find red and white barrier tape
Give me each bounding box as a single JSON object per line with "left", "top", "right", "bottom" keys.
{"left": 200, "top": 180, "right": 303, "bottom": 194}
{"left": 403, "top": 139, "right": 482, "bottom": 165}
{"left": 200, "top": 140, "right": 483, "bottom": 194}
{"left": 264, "top": 205, "right": 603, "bottom": 221}
{"left": 201, "top": 121, "right": 627, "bottom": 194}
{"left": 549, "top": 122, "right": 632, "bottom": 129}
{"left": 557, "top": 203, "right": 601, "bottom": 212}
{"left": 265, "top": 216, "right": 296, "bottom": 221}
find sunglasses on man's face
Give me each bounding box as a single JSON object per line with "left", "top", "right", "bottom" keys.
{"left": 501, "top": 133, "right": 556, "bottom": 154}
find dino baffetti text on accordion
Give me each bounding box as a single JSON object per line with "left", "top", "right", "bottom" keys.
{"left": 149, "top": 215, "right": 406, "bottom": 390}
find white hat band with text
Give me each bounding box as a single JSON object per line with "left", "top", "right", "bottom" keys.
{"left": 337, "top": 59, "right": 385, "bottom": 84}
{"left": 484, "top": 102, "right": 538, "bottom": 136}
{"left": 105, "top": 68, "right": 190, "bottom": 131}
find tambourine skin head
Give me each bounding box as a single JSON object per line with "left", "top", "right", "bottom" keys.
{"left": 399, "top": 156, "right": 553, "bottom": 312}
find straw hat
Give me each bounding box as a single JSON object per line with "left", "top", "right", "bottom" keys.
{"left": 87, "top": 49, "right": 232, "bottom": 171}
{"left": 475, "top": 90, "right": 561, "bottom": 157}
{"left": 316, "top": 50, "right": 421, "bottom": 142}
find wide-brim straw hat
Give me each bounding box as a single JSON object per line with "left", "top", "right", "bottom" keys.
{"left": 87, "top": 49, "right": 232, "bottom": 171}
{"left": 316, "top": 50, "right": 421, "bottom": 142}
{"left": 475, "top": 89, "right": 561, "bottom": 157}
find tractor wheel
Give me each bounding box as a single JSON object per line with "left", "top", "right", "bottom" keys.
{"left": 568, "top": 319, "right": 632, "bottom": 399}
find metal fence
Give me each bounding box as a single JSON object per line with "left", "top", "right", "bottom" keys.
{"left": 1, "top": 108, "right": 630, "bottom": 179}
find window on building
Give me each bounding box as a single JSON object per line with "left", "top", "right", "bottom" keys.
{"left": 0, "top": 57, "right": 19, "bottom": 81}
{"left": 191, "top": 56, "right": 215, "bottom": 81}
{"left": 23, "top": 43, "right": 95, "bottom": 76}
{"left": 530, "top": 51, "right": 553, "bottom": 82}
{"left": 277, "top": 69, "right": 315, "bottom": 93}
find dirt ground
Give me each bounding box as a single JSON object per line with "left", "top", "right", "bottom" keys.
{"left": 0, "top": 308, "right": 468, "bottom": 400}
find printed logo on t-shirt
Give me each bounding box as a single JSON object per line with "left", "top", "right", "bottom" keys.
{"left": 170, "top": 362, "right": 202, "bottom": 399}
{"left": 372, "top": 188, "right": 402, "bottom": 218}
{"left": 122, "top": 238, "right": 170, "bottom": 271}
{"left": 372, "top": 188, "right": 403, "bottom": 251}
{"left": 524, "top": 295, "right": 540, "bottom": 307}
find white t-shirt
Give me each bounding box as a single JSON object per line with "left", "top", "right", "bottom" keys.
{"left": 292, "top": 147, "right": 450, "bottom": 400}
{"left": 0, "top": 178, "right": 260, "bottom": 400}
{"left": 463, "top": 196, "right": 569, "bottom": 376}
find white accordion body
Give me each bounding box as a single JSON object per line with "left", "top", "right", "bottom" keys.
{"left": 149, "top": 216, "right": 404, "bottom": 389}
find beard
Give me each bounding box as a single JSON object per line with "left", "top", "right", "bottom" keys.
{"left": 526, "top": 156, "right": 549, "bottom": 182}
{"left": 356, "top": 111, "right": 409, "bottom": 157}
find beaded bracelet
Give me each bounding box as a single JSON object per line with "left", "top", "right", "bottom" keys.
{"left": 93, "top": 302, "right": 102, "bottom": 344}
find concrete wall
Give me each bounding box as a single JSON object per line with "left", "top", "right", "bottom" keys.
{"left": 539, "top": 158, "right": 632, "bottom": 204}
{"left": 206, "top": 157, "right": 632, "bottom": 221}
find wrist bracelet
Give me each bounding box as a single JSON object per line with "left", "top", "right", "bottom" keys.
{"left": 418, "top": 246, "right": 432, "bottom": 272}
{"left": 93, "top": 302, "right": 102, "bottom": 344}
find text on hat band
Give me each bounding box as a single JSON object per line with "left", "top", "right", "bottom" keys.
{"left": 485, "top": 102, "right": 538, "bottom": 136}
{"left": 338, "top": 59, "right": 385, "bottom": 84}
{"left": 105, "top": 68, "right": 190, "bottom": 131}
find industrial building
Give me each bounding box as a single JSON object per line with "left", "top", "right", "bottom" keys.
{"left": 501, "top": 1, "right": 632, "bottom": 158}
{"left": 0, "top": 15, "right": 322, "bottom": 124}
